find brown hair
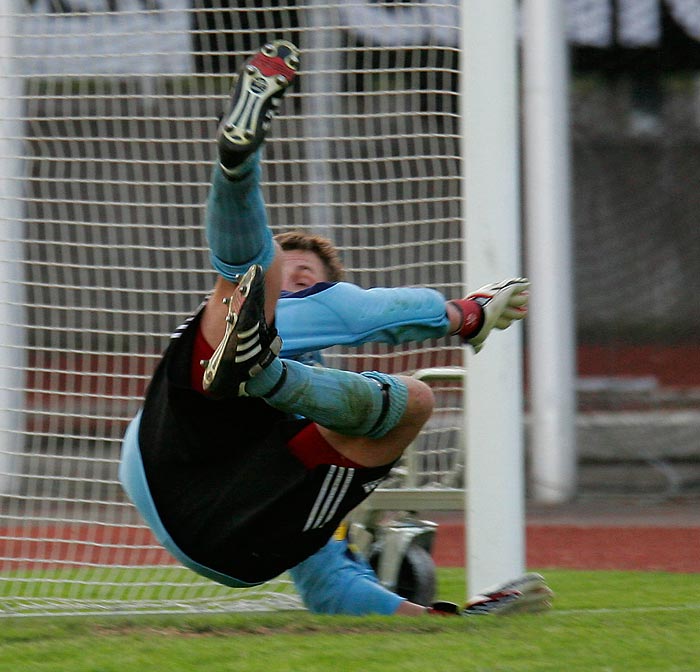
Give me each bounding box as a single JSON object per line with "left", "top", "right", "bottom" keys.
{"left": 274, "top": 231, "right": 345, "bottom": 282}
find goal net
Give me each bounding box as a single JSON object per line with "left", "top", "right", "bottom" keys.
{"left": 0, "top": 0, "right": 464, "bottom": 617}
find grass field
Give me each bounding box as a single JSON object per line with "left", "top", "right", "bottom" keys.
{"left": 1, "top": 569, "right": 699, "bottom": 671}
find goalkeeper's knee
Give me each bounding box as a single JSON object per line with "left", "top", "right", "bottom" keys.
{"left": 360, "top": 372, "right": 410, "bottom": 440}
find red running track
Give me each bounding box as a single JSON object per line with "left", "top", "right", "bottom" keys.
{"left": 432, "top": 524, "right": 700, "bottom": 573}
{"left": 2, "top": 521, "right": 700, "bottom": 573}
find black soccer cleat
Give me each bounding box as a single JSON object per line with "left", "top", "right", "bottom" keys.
{"left": 201, "top": 264, "right": 282, "bottom": 398}
{"left": 217, "top": 40, "right": 300, "bottom": 175}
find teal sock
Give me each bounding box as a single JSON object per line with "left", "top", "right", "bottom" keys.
{"left": 205, "top": 153, "right": 275, "bottom": 281}
{"left": 245, "top": 359, "right": 409, "bottom": 439}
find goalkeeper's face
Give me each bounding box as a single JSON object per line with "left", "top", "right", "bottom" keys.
{"left": 280, "top": 249, "right": 329, "bottom": 292}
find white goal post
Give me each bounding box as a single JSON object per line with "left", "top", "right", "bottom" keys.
{"left": 461, "top": 0, "right": 526, "bottom": 594}
{"left": 0, "top": 0, "right": 529, "bottom": 617}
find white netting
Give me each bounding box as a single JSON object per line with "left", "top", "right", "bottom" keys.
{"left": 0, "top": 0, "right": 464, "bottom": 617}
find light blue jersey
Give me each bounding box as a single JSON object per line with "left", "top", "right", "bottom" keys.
{"left": 276, "top": 281, "right": 451, "bottom": 358}
{"left": 290, "top": 536, "right": 404, "bottom": 615}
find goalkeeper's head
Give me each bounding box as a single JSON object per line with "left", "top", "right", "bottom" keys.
{"left": 275, "top": 230, "right": 345, "bottom": 291}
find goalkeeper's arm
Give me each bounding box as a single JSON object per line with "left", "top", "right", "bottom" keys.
{"left": 447, "top": 277, "right": 530, "bottom": 353}
{"left": 275, "top": 277, "right": 528, "bottom": 356}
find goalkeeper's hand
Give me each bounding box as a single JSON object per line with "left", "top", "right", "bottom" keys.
{"left": 448, "top": 277, "right": 529, "bottom": 353}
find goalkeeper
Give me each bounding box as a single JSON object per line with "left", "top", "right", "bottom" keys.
{"left": 120, "top": 40, "right": 546, "bottom": 617}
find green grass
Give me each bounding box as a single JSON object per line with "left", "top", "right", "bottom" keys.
{"left": 1, "top": 569, "right": 699, "bottom": 672}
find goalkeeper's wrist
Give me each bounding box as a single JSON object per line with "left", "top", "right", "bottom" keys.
{"left": 448, "top": 299, "right": 485, "bottom": 340}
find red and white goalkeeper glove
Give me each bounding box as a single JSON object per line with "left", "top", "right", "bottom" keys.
{"left": 449, "top": 277, "right": 530, "bottom": 353}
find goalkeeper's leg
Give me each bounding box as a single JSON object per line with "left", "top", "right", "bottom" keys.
{"left": 198, "top": 40, "right": 434, "bottom": 466}
{"left": 206, "top": 39, "right": 300, "bottom": 271}
{"left": 199, "top": 40, "right": 298, "bottom": 389}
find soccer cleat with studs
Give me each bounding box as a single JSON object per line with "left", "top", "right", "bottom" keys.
{"left": 428, "top": 572, "right": 553, "bottom": 617}
{"left": 200, "top": 264, "right": 282, "bottom": 398}
{"left": 217, "top": 39, "right": 300, "bottom": 175}
{"left": 462, "top": 572, "right": 553, "bottom": 616}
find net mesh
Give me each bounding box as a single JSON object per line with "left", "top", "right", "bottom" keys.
{"left": 1, "top": 0, "right": 463, "bottom": 617}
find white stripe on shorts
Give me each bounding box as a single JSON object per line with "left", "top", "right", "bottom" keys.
{"left": 303, "top": 465, "right": 356, "bottom": 532}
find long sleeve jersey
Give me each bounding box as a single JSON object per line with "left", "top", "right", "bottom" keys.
{"left": 274, "top": 282, "right": 451, "bottom": 358}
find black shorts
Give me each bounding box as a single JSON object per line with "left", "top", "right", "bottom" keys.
{"left": 137, "top": 307, "right": 393, "bottom": 583}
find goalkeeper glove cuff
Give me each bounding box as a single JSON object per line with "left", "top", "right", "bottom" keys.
{"left": 448, "top": 298, "right": 485, "bottom": 340}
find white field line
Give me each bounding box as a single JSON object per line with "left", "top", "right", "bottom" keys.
{"left": 551, "top": 604, "right": 700, "bottom": 616}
